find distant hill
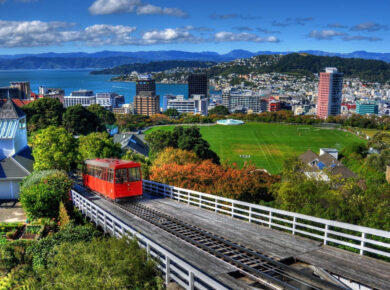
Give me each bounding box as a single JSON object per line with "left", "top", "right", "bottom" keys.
{"left": 0, "top": 50, "right": 389, "bottom": 70}
{"left": 90, "top": 60, "right": 215, "bottom": 75}
{"left": 207, "top": 53, "right": 390, "bottom": 83}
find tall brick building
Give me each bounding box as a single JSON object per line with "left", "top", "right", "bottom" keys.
{"left": 316, "top": 67, "right": 343, "bottom": 119}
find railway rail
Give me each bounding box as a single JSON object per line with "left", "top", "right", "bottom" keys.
{"left": 114, "top": 200, "right": 349, "bottom": 290}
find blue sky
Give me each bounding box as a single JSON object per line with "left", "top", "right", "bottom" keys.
{"left": 0, "top": 0, "right": 389, "bottom": 54}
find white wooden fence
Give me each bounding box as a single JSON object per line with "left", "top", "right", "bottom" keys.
{"left": 143, "top": 180, "right": 390, "bottom": 259}
{"left": 71, "top": 189, "right": 228, "bottom": 290}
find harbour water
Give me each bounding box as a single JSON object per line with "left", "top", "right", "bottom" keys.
{"left": 0, "top": 69, "right": 194, "bottom": 106}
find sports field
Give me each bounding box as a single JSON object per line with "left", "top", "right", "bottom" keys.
{"left": 146, "top": 123, "right": 365, "bottom": 174}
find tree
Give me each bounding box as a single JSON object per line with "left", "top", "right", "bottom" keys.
{"left": 152, "top": 147, "right": 201, "bottom": 168}
{"left": 23, "top": 98, "right": 64, "bottom": 131}
{"left": 145, "top": 130, "right": 177, "bottom": 154}
{"left": 27, "top": 224, "right": 101, "bottom": 269}
{"left": 31, "top": 126, "right": 78, "bottom": 171}
{"left": 33, "top": 238, "right": 162, "bottom": 289}
{"left": 87, "top": 104, "right": 116, "bottom": 125}
{"left": 208, "top": 106, "right": 229, "bottom": 116}
{"left": 150, "top": 159, "right": 277, "bottom": 203}
{"left": 368, "top": 132, "right": 390, "bottom": 151}
{"left": 19, "top": 170, "right": 72, "bottom": 220}
{"left": 78, "top": 132, "right": 121, "bottom": 161}
{"left": 146, "top": 126, "right": 220, "bottom": 164}
{"left": 63, "top": 104, "right": 103, "bottom": 135}
{"left": 163, "top": 108, "right": 180, "bottom": 118}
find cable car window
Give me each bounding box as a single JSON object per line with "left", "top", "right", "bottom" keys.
{"left": 129, "top": 167, "right": 141, "bottom": 182}
{"left": 115, "top": 169, "right": 128, "bottom": 184}
{"left": 101, "top": 168, "right": 108, "bottom": 181}
{"left": 108, "top": 169, "right": 114, "bottom": 183}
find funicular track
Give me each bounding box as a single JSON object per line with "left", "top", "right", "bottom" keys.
{"left": 113, "top": 200, "right": 349, "bottom": 290}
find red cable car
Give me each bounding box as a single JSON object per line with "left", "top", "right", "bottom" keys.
{"left": 82, "top": 159, "right": 142, "bottom": 201}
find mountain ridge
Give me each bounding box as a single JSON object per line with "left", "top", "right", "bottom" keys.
{"left": 0, "top": 50, "right": 389, "bottom": 69}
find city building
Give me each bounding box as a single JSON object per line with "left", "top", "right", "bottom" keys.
{"left": 188, "top": 73, "right": 208, "bottom": 98}
{"left": 39, "top": 87, "right": 65, "bottom": 103}
{"left": 10, "top": 82, "right": 31, "bottom": 100}
{"left": 136, "top": 74, "right": 156, "bottom": 96}
{"left": 0, "top": 87, "right": 20, "bottom": 99}
{"left": 0, "top": 99, "right": 33, "bottom": 199}
{"left": 134, "top": 92, "right": 160, "bottom": 116}
{"left": 268, "top": 98, "right": 281, "bottom": 112}
{"left": 64, "top": 90, "right": 95, "bottom": 108}
{"left": 96, "top": 93, "right": 125, "bottom": 110}
{"left": 113, "top": 103, "right": 135, "bottom": 115}
{"left": 222, "top": 89, "right": 263, "bottom": 113}
{"left": 162, "top": 94, "right": 177, "bottom": 112}
{"left": 166, "top": 94, "right": 208, "bottom": 115}
{"left": 316, "top": 67, "right": 344, "bottom": 119}
{"left": 356, "top": 100, "right": 378, "bottom": 115}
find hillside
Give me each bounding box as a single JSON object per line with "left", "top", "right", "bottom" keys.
{"left": 90, "top": 60, "right": 215, "bottom": 75}
{"left": 208, "top": 53, "right": 390, "bottom": 83}
{"left": 0, "top": 50, "right": 389, "bottom": 70}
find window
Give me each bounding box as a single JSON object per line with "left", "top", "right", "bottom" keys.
{"left": 115, "top": 169, "right": 128, "bottom": 184}
{"left": 129, "top": 167, "right": 141, "bottom": 182}
{"left": 108, "top": 169, "right": 114, "bottom": 183}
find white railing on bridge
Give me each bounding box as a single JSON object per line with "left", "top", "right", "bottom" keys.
{"left": 71, "top": 190, "right": 228, "bottom": 290}
{"left": 143, "top": 180, "right": 390, "bottom": 259}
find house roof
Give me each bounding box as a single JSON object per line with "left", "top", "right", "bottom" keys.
{"left": 0, "top": 99, "right": 26, "bottom": 119}
{"left": 114, "top": 133, "right": 149, "bottom": 157}
{"left": 298, "top": 150, "right": 318, "bottom": 164}
{"left": 318, "top": 152, "right": 339, "bottom": 167}
{"left": 1, "top": 99, "right": 32, "bottom": 108}
{"left": 330, "top": 165, "right": 357, "bottom": 179}
{"left": 0, "top": 146, "right": 33, "bottom": 180}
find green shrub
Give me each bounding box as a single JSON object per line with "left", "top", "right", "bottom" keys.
{"left": 27, "top": 224, "right": 101, "bottom": 269}
{"left": 19, "top": 170, "right": 72, "bottom": 220}
{"left": 35, "top": 237, "right": 163, "bottom": 289}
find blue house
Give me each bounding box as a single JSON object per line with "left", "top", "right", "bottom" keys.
{"left": 0, "top": 99, "right": 33, "bottom": 200}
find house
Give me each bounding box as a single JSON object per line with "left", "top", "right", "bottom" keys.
{"left": 0, "top": 99, "right": 34, "bottom": 200}
{"left": 298, "top": 148, "right": 356, "bottom": 180}
{"left": 114, "top": 133, "right": 149, "bottom": 157}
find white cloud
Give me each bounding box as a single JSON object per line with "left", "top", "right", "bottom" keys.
{"left": 308, "top": 30, "right": 345, "bottom": 40}
{"left": 214, "top": 32, "right": 279, "bottom": 43}
{"left": 351, "top": 22, "right": 388, "bottom": 32}
{"left": 0, "top": 20, "right": 137, "bottom": 47}
{"left": 141, "top": 28, "right": 197, "bottom": 44}
{"left": 89, "top": 0, "right": 186, "bottom": 17}
{"left": 136, "top": 4, "right": 187, "bottom": 17}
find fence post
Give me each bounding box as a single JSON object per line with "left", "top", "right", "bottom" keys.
{"left": 324, "top": 224, "right": 329, "bottom": 245}
{"left": 189, "top": 272, "right": 194, "bottom": 290}
{"left": 103, "top": 214, "right": 107, "bottom": 233}
{"left": 199, "top": 195, "right": 202, "bottom": 208}
{"left": 231, "top": 202, "right": 235, "bottom": 218}
{"left": 187, "top": 191, "right": 190, "bottom": 205}
{"left": 165, "top": 256, "right": 171, "bottom": 285}
{"left": 248, "top": 207, "right": 252, "bottom": 223}
{"left": 360, "top": 232, "right": 366, "bottom": 255}
{"left": 215, "top": 199, "right": 219, "bottom": 214}
{"left": 292, "top": 216, "right": 296, "bottom": 235}
{"left": 268, "top": 211, "right": 272, "bottom": 228}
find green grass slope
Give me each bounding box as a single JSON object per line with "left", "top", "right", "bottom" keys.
{"left": 146, "top": 123, "right": 365, "bottom": 174}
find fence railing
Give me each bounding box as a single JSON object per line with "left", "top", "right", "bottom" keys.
{"left": 71, "top": 190, "right": 228, "bottom": 290}
{"left": 143, "top": 180, "right": 390, "bottom": 259}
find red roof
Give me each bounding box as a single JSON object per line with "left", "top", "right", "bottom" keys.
{"left": 85, "top": 158, "right": 141, "bottom": 169}
{"left": 1, "top": 98, "right": 32, "bottom": 107}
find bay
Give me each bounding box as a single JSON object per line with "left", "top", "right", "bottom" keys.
{"left": 0, "top": 69, "right": 189, "bottom": 106}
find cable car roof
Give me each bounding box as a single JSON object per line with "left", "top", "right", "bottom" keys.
{"left": 85, "top": 158, "right": 141, "bottom": 169}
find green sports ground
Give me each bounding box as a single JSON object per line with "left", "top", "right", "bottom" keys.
{"left": 146, "top": 123, "right": 365, "bottom": 174}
